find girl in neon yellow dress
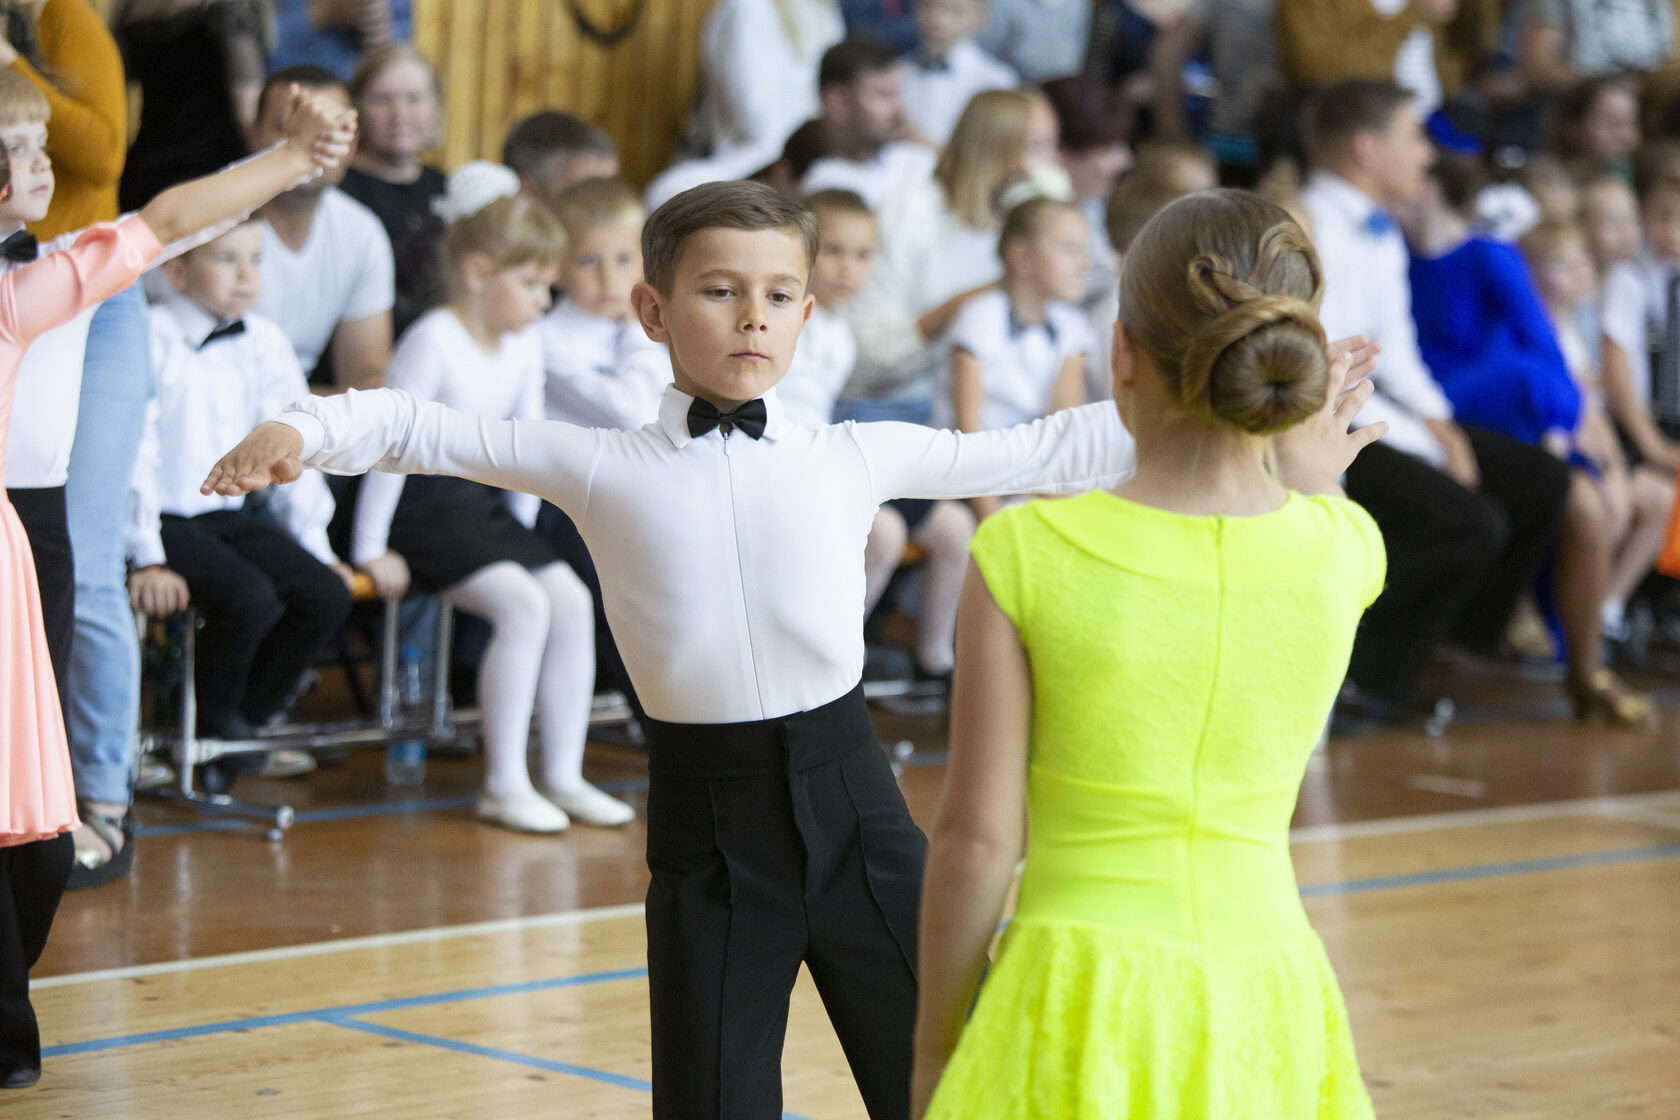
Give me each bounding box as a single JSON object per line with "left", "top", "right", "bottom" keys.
{"left": 912, "top": 189, "right": 1388, "bottom": 1120}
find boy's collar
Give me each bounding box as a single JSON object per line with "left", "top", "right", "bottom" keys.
{"left": 163, "top": 293, "right": 244, "bottom": 347}
{"left": 657, "top": 384, "right": 789, "bottom": 449}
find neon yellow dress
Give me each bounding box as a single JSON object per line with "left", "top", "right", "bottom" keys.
{"left": 927, "top": 489, "right": 1385, "bottom": 1120}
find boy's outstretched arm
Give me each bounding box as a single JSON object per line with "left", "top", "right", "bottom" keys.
{"left": 201, "top": 388, "right": 599, "bottom": 518}
{"left": 140, "top": 87, "right": 355, "bottom": 246}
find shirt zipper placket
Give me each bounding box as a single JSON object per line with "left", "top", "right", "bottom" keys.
{"left": 720, "top": 426, "right": 768, "bottom": 717}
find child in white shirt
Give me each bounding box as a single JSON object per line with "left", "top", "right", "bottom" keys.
{"left": 940, "top": 196, "right": 1095, "bottom": 519}
{"left": 352, "top": 163, "right": 634, "bottom": 834}
{"left": 901, "top": 0, "right": 1019, "bottom": 146}
{"left": 127, "top": 219, "right": 353, "bottom": 748}
{"left": 789, "top": 190, "right": 976, "bottom": 682}
{"left": 539, "top": 177, "right": 669, "bottom": 430}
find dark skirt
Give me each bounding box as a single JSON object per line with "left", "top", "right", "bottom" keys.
{"left": 389, "top": 476, "right": 557, "bottom": 592}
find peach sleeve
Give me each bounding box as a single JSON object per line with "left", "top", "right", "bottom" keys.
{"left": 0, "top": 216, "right": 163, "bottom": 349}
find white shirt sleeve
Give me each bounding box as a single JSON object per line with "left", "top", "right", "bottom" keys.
{"left": 505, "top": 341, "right": 546, "bottom": 529}
{"left": 126, "top": 395, "right": 167, "bottom": 569}
{"left": 1600, "top": 263, "right": 1647, "bottom": 359}
{"left": 260, "top": 338, "right": 340, "bottom": 565}
{"left": 348, "top": 331, "right": 441, "bottom": 565}
{"left": 847, "top": 401, "right": 1135, "bottom": 502}
{"left": 277, "top": 388, "right": 603, "bottom": 526}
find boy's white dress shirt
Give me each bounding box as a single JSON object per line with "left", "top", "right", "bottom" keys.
{"left": 1302, "top": 171, "right": 1453, "bottom": 466}
{"left": 934, "top": 287, "right": 1094, "bottom": 430}
{"left": 277, "top": 385, "right": 1135, "bottom": 724}
{"left": 538, "top": 297, "right": 671, "bottom": 430}
{"left": 128, "top": 296, "right": 337, "bottom": 568}
{"left": 349, "top": 308, "right": 544, "bottom": 567}
{"left": 900, "top": 38, "right": 1019, "bottom": 147}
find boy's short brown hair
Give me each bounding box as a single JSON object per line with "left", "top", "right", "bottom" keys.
{"left": 1105, "top": 168, "right": 1197, "bottom": 255}
{"left": 804, "top": 188, "right": 874, "bottom": 226}
{"left": 1302, "top": 80, "right": 1412, "bottom": 169}
{"left": 0, "top": 70, "right": 50, "bottom": 126}
{"left": 552, "top": 176, "right": 645, "bottom": 236}
{"left": 641, "top": 180, "right": 820, "bottom": 294}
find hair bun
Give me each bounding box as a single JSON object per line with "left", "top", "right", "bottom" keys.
{"left": 1177, "top": 250, "right": 1330, "bottom": 435}
{"left": 434, "top": 160, "right": 522, "bottom": 225}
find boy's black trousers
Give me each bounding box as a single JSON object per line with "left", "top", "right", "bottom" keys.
{"left": 643, "top": 684, "right": 926, "bottom": 1120}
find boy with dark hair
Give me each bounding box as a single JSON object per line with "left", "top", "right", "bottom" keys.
{"left": 1302, "top": 78, "right": 1570, "bottom": 731}
{"left": 206, "top": 178, "right": 1136, "bottom": 1120}
{"left": 501, "top": 110, "right": 620, "bottom": 212}
{"left": 803, "top": 37, "right": 937, "bottom": 208}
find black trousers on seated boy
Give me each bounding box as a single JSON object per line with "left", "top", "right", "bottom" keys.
{"left": 158, "top": 509, "right": 352, "bottom": 735}
{"left": 644, "top": 684, "right": 924, "bottom": 1120}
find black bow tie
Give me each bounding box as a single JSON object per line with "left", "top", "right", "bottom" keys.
{"left": 1008, "top": 309, "right": 1058, "bottom": 343}
{"left": 199, "top": 319, "right": 247, "bottom": 349}
{"left": 916, "top": 52, "right": 951, "bottom": 72}
{"left": 687, "top": 396, "right": 768, "bottom": 440}
{"left": 1, "top": 229, "right": 38, "bottom": 263}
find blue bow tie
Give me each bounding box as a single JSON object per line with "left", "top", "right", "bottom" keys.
{"left": 1363, "top": 210, "right": 1398, "bottom": 238}
{"left": 915, "top": 52, "right": 951, "bottom": 72}
{"left": 1008, "top": 309, "right": 1058, "bottom": 343}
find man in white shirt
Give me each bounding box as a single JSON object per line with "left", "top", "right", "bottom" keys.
{"left": 247, "top": 66, "right": 394, "bottom": 391}
{"left": 800, "top": 37, "right": 938, "bottom": 211}
{"left": 900, "top": 0, "right": 1018, "bottom": 145}
{"left": 128, "top": 221, "right": 352, "bottom": 752}
{"left": 1302, "top": 80, "right": 1570, "bottom": 729}
{"left": 205, "top": 180, "right": 1137, "bottom": 1120}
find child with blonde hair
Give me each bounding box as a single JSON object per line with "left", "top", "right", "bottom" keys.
{"left": 913, "top": 188, "right": 1385, "bottom": 1119}
{"left": 0, "top": 87, "right": 353, "bottom": 1090}
{"left": 349, "top": 162, "right": 634, "bottom": 833}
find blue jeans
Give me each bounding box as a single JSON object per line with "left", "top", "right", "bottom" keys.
{"left": 64, "top": 283, "right": 151, "bottom": 805}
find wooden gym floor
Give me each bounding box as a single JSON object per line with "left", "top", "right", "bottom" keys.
{"left": 13, "top": 663, "right": 1680, "bottom": 1119}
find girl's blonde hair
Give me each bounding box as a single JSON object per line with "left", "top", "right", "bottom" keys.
{"left": 936, "top": 88, "right": 1051, "bottom": 230}
{"left": 443, "top": 193, "right": 568, "bottom": 278}
{"left": 1120, "top": 189, "right": 1329, "bottom": 436}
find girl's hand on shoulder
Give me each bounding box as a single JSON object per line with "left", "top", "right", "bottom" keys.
{"left": 1272, "top": 348, "right": 1387, "bottom": 496}
{"left": 201, "top": 421, "right": 305, "bottom": 497}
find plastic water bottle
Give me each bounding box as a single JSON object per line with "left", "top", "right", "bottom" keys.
{"left": 384, "top": 645, "right": 427, "bottom": 786}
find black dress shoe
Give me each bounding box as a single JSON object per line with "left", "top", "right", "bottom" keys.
{"left": 1, "top": 1065, "right": 41, "bottom": 1089}
{"left": 195, "top": 713, "right": 257, "bottom": 741}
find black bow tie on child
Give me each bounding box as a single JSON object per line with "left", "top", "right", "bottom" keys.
{"left": 687, "top": 396, "right": 768, "bottom": 440}
{"left": 199, "top": 320, "right": 247, "bottom": 349}
{"left": 0, "top": 229, "right": 38, "bottom": 263}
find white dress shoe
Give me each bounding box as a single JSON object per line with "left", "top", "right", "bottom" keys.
{"left": 476, "top": 788, "right": 570, "bottom": 833}
{"left": 540, "top": 782, "right": 635, "bottom": 827}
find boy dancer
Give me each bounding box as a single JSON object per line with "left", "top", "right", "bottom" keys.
{"left": 204, "top": 181, "right": 1136, "bottom": 1119}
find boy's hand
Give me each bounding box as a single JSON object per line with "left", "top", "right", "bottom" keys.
{"left": 130, "top": 567, "right": 191, "bottom": 618}
{"left": 279, "top": 85, "right": 358, "bottom": 172}
{"left": 201, "top": 421, "right": 305, "bottom": 497}
{"left": 360, "top": 551, "right": 411, "bottom": 600}
{"left": 1272, "top": 348, "right": 1387, "bottom": 496}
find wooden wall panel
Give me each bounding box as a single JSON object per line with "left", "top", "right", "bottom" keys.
{"left": 415, "top": 0, "right": 717, "bottom": 187}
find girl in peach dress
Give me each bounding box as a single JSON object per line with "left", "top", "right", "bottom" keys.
{"left": 0, "top": 89, "right": 354, "bottom": 1089}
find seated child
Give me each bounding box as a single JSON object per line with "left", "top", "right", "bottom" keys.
{"left": 203, "top": 179, "right": 1137, "bottom": 1120}
{"left": 937, "top": 196, "right": 1096, "bottom": 520}
{"left": 352, "top": 163, "right": 634, "bottom": 834}
{"left": 1599, "top": 179, "right": 1680, "bottom": 472}
{"left": 539, "top": 177, "right": 669, "bottom": 429}
{"left": 1524, "top": 219, "right": 1676, "bottom": 642}
{"left": 537, "top": 175, "right": 668, "bottom": 724}
{"left": 784, "top": 190, "right": 975, "bottom": 684}
{"left": 126, "top": 219, "right": 354, "bottom": 750}
{"left": 1581, "top": 174, "right": 1640, "bottom": 277}
{"left": 902, "top": 0, "right": 1019, "bottom": 146}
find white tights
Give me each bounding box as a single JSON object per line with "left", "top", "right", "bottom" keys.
{"left": 862, "top": 501, "right": 975, "bottom": 675}
{"left": 441, "top": 561, "right": 595, "bottom": 799}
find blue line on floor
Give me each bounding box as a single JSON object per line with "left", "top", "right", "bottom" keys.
{"left": 42, "top": 965, "right": 648, "bottom": 1058}
{"left": 43, "top": 840, "right": 1680, "bottom": 1065}
{"left": 135, "top": 778, "right": 650, "bottom": 838}
{"left": 319, "top": 1014, "right": 823, "bottom": 1120}
{"left": 1298, "top": 842, "right": 1680, "bottom": 897}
